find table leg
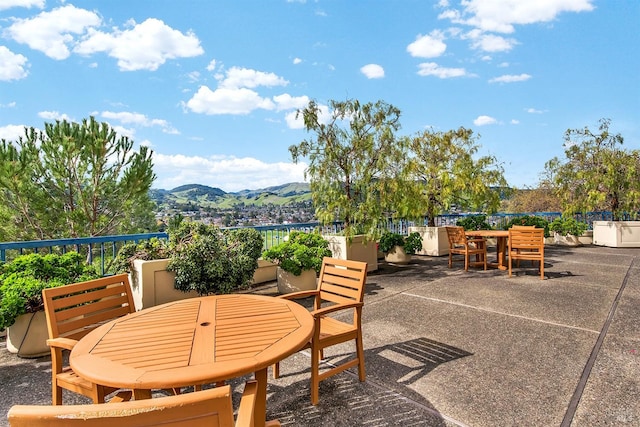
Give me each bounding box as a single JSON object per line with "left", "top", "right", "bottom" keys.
{"left": 133, "top": 389, "right": 152, "bottom": 400}
{"left": 497, "top": 237, "right": 507, "bottom": 270}
{"left": 254, "top": 367, "right": 268, "bottom": 427}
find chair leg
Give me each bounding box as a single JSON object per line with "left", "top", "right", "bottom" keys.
{"left": 311, "top": 348, "right": 321, "bottom": 405}
{"left": 448, "top": 252, "right": 453, "bottom": 268}
{"left": 356, "top": 334, "right": 366, "bottom": 382}
{"left": 508, "top": 255, "right": 513, "bottom": 278}
{"left": 52, "top": 382, "right": 63, "bottom": 406}
{"left": 272, "top": 362, "right": 280, "bottom": 379}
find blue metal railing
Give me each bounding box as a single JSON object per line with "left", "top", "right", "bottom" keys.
{"left": 0, "top": 212, "right": 614, "bottom": 276}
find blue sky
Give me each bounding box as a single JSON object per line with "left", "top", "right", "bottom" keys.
{"left": 1, "top": 0, "right": 638, "bottom": 192}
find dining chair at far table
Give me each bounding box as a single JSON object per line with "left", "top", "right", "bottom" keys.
{"left": 7, "top": 380, "right": 270, "bottom": 427}
{"left": 508, "top": 227, "right": 545, "bottom": 280}
{"left": 272, "top": 257, "right": 368, "bottom": 405}
{"left": 42, "top": 273, "right": 136, "bottom": 405}
{"left": 445, "top": 226, "right": 487, "bottom": 271}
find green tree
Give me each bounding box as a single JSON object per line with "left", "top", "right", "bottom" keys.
{"left": 289, "top": 98, "right": 406, "bottom": 239}
{"left": 402, "top": 127, "right": 508, "bottom": 226}
{"left": 544, "top": 118, "right": 640, "bottom": 220}
{"left": 0, "top": 117, "right": 156, "bottom": 240}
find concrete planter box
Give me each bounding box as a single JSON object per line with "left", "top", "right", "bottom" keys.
{"left": 384, "top": 245, "right": 412, "bottom": 265}
{"left": 252, "top": 259, "right": 278, "bottom": 284}
{"left": 323, "top": 235, "right": 378, "bottom": 272}
{"left": 130, "top": 258, "right": 278, "bottom": 310}
{"left": 276, "top": 267, "right": 317, "bottom": 294}
{"left": 6, "top": 311, "right": 49, "bottom": 358}
{"left": 553, "top": 233, "right": 582, "bottom": 246}
{"left": 593, "top": 221, "right": 640, "bottom": 247}
{"left": 408, "top": 226, "right": 449, "bottom": 256}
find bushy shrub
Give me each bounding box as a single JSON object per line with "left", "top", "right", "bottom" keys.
{"left": 262, "top": 231, "right": 332, "bottom": 276}
{"left": 549, "top": 217, "right": 588, "bottom": 236}
{"left": 456, "top": 214, "right": 491, "bottom": 230}
{"left": 114, "top": 223, "right": 264, "bottom": 295}
{"left": 0, "top": 252, "right": 99, "bottom": 329}
{"left": 504, "top": 215, "right": 550, "bottom": 237}
{"left": 378, "top": 231, "right": 423, "bottom": 255}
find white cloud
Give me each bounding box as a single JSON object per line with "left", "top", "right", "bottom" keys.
{"left": 273, "top": 94, "right": 309, "bottom": 111}
{"left": 474, "top": 115, "right": 498, "bottom": 126}
{"left": 6, "top": 5, "right": 101, "bottom": 60}
{"left": 407, "top": 30, "right": 447, "bottom": 58}
{"left": 206, "top": 59, "right": 217, "bottom": 71}
{"left": 218, "top": 67, "right": 288, "bottom": 90}
{"left": 185, "top": 86, "right": 275, "bottom": 115}
{"left": 526, "top": 107, "right": 545, "bottom": 114}
{"left": 489, "top": 73, "right": 531, "bottom": 83}
{"left": 471, "top": 33, "right": 517, "bottom": 52}
{"left": 293, "top": 57, "right": 302, "bottom": 65}
{"left": 75, "top": 18, "right": 203, "bottom": 71}
{"left": 439, "top": 0, "right": 595, "bottom": 33}
{"left": 510, "top": 119, "right": 520, "bottom": 124}
{"left": 0, "top": 124, "right": 27, "bottom": 141}
{"left": 152, "top": 153, "right": 308, "bottom": 192}
{"left": 99, "top": 111, "right": 179, "bottom": 134}
{"left": 360, "top": 63, "right": 384, "bottom": 79}
{"left": 1, "top": 101, "right": 17, "bottom": 108}
{"left": 0, "top": 0, "right": 44, "bottom": 11}
{"left": 38, "top": 111, "right": 71, "bottom": 121}
{"left": 0, "top": 46, "right": 28, "bottom": 80}
{"left": 417, "top": 62, "right": 467, "bottom": 78}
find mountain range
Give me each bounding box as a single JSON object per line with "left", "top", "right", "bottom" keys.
{"left": 150, "top": 182, "right": 311, "bottom": 209}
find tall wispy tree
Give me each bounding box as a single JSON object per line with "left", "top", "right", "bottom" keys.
{"left": 289, "top": 99, "right": 406, "bottom": 239}
{"left": 544, "top": 118, "right": 640, "bottom": 220}
{"left": 402, "top": 127, "right": 508, "bottom": 226}
{"left": 0, "top": 117, "right": 156, "bottom": 240}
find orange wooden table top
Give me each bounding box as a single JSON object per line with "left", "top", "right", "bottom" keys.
{"left": 70, "top": 294, "right": 314, "bottom": 427}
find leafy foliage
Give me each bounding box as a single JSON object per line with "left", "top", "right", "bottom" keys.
{"left": 549, "top": 217, "right": 588, "bottom": 236}
{"left": 378, "top": 231, "right": 423, "bottom": 254}
{"left": 544, "top": 119, "right": 640, "bottom": 220}
{"left": 262, "top": 231, "right": 332, "bottom": 276}
{"left": 0, "top": 252, "right": 99, "bottom": 329}
{"left": 456, "top": 214, "right": 492, "bottom": 231}
{"left": 115, "top": 222, "right": 264, "bottom": 295}
{"left": 402, "top": 127, "right": 509, "bottom": 226}
{"left": 0, "top": 117, "right": 156, "bottom": 240}
{"left": 503, "top": 215, "right": 550, "bottom": 237}
{"left": 167, "top": 223, "right": 263, "bottom": 295}
{"left": 289, "top": 99, "right": 406, "bottom": 240}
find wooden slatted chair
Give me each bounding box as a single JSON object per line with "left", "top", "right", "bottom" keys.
{"left": 272, "top": 257, "right": 367, "bottom": 405}
{"left": 445, "top": 226, "right": 487, "bottom": 271}
{"left": 7, "top": 381, "right": 268, "bottom": 427}
{"left": 42, "top": 274, "right": 136, "bottom": 405}
{"left": 508, "top": 227, "right": 545, "bottom": 280}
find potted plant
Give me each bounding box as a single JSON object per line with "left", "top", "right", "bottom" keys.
{"left": 544, "top": 119, "right": 640, "bottom": 247}
{"left": 379, "top": 231, "right": 422, "bottom": 265}
{"left": 262, "top": 231, "right": 332, "bottom": 294}
{"left": 0, "top": 252, "right": 99, "bottom": 357}
{"left": 289, "top": 98, "right": 408, "bottom": 271}
{"left": 114, "top": 222, "right": 264, "bottom": 308}
{"left": 549, "top": 216, "right": 588, "bottom": 246}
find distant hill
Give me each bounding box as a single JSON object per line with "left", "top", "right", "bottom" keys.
{"left": 150, "top": 182, "right": 311, "bottom": 209}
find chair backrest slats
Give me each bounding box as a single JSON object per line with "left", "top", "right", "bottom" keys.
{"left": 43, "top": 274, "right": 135, "bottom": 341}
{"left": 8, "top": 385, "right": 235, "bottom": 427}
{"left": 317, "top": 257, "right": 367, "bottom": 306}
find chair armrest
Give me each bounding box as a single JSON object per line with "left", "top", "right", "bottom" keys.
{"left": 46, "top": 337, "right": 78, "bottom": 351}
{"left": 277, "top": 290, "right": 319, "bottom": 300}
{"left": 235, "top": 380, "right": 258, "bottom": 427}
{"left": 311, "top": 301, "right": 363, "bottom": 318}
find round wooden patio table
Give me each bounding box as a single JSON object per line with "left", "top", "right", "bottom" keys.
{"left": 70, "top": 294, "right": 314, "bottom": 427}
{"left": 465, "top": 229, "right": 509, "bottom": 270}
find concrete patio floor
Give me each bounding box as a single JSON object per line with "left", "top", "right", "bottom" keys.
{"left": 1, "top": 245, "right": 639, "bottom": 426}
